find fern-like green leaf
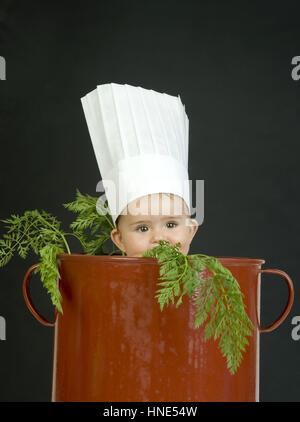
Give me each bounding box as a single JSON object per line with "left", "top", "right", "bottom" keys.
{"left": 34, "top": 244, "right": 64, "bottom": 313}
{"left": 143, "top": 240, "right": 255, "bottom": 375}
{"left": 63, "top": 189, "right": 120, "bottom": 256}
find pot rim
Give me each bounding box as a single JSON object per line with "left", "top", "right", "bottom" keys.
{"left": 57, "top": 253, "right": 265, "bottom": 266}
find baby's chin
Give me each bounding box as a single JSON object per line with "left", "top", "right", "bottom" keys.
{"left": 126, "top": 252, "right": 148, "bottom": 258}
{"left": 125, "top": 246, "right": 189, "bottom": 257}
{"left": 125, "top": 248, "right": 157, "bottom": 257}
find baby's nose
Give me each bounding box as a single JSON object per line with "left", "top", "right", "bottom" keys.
{"left": 151, "top": 229, "right": 167, "bottom": 244}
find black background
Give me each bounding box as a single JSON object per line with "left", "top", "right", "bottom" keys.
{"left": 0, "top": 0, "right": 299, "bottom": 402}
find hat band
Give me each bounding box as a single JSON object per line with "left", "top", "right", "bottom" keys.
{"left": 101, "top": 154, "right": 190, "bottom": 224}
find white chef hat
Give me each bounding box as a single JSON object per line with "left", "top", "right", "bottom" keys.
{"left": 81, "top": 82, "right": 190, "bottom": 225}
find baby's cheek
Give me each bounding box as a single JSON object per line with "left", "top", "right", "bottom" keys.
{"left": 178, "top": 234, "right": 192, "bottom": 255}
{"left": 180, "top": 246, "right": 188, "bottom": 255}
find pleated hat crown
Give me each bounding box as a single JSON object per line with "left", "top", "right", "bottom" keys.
{"left": 81, "top": 83, "right": 190, "bottom": 224}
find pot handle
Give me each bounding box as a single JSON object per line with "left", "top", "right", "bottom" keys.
{"left": 257, "top": 269, "right": 294, "bottom": 333}
{"left": 22, "top": 264, "right": 56, "bottom": 327}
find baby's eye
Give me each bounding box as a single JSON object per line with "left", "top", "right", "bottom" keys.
{"left": 166, "top": 221, "right": 178, "bottom": 229}
{"left": 136, "top": 225, "right": 149, "bottom": 232}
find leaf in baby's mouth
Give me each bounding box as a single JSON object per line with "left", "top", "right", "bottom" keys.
{"left": 142, "top": 240, "right": 255, "bottom": 375}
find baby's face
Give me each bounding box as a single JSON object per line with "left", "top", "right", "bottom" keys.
{"left": 110, "top": 193, "right": 198, "bottom": 257}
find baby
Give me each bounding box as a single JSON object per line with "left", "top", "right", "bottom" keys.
{"left": 81, "top": 82, "right": 195, "bottom": 257}
{"left": 110, "top": 192, "right": 198, "bottom": 257}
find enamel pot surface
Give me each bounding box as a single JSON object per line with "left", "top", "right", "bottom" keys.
{"left": 22, "top": 254, "right": 294, "bottom": 402}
